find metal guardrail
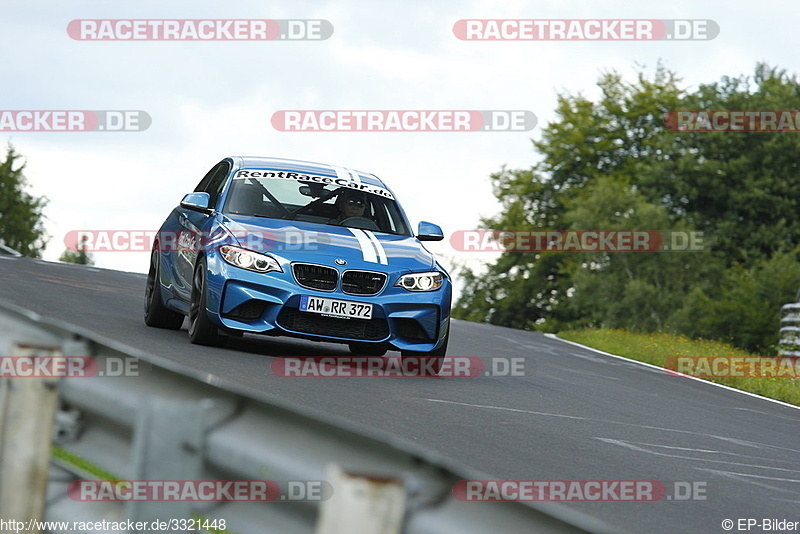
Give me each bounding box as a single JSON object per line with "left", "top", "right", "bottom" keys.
{"left": 779, "top": 302, "right": 800, "bottom": 357}
{"left": 0, "top": 300, "right": 612, "bottom": 534}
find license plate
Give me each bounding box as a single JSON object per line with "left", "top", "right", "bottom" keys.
{"left": 299, "top": 296, "right": 373, "bottom": 319}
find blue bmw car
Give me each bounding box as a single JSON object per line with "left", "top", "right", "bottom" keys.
{"left": 144, "top": 157, "right": 451, "bottom": 370}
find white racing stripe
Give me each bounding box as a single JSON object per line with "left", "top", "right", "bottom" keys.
{"left": 364, "top": 230, "right": 388, "bottom": 265}
{"left": 331, "top": 165, "right": 350, "bottom": 183}
{"left": 331, "top": 165, "right": 361, "bottom": 183}
{"left": 347, "top": 228, "right": 377, "bottom": 263}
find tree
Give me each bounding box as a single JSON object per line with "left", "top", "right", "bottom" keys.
{"left": 0, "top": 144, "right": 48, "bottom": 257}
{"left": 454, "top": 63, "right": 800, "bottom": 352}
{"left": 637, "top": 64, "right": 800, "bottom": 265}
{"left": 562, "top": 176, "right": 721, "bottom": 332}
{"left": 669, "top": 250, "right": 800, "bottom": 353}
{"left": 456, "top": 64, "right": 688, "bottom": 330}
{"left": 59, "top": 235, "right": 94, "bottom": 265}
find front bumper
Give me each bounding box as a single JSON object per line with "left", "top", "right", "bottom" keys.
{"left": 203, "top": 253, "right": 451, "bottom": 352}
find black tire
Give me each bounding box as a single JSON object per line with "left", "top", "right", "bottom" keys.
{"left": 188, "top": 257, "right": 227, "bottom": 346}
{"left": 401, "top": 320, "right": 449, "bottom": 375}
{"left": 348, "top": 342, "right": 387, "bottom": 357}
{"left": 144, "top": 248, "right": 184, "bottom": 330}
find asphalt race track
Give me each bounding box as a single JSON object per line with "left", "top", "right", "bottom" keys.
{"left": 2, "top": 257, "right": 799, "bottom": 533}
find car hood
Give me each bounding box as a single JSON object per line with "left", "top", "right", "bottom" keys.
{"left": 220, "top": 215, "right": 436, "bottom": 271}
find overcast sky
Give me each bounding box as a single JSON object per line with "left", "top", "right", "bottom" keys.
{"left": 2, "top": 0, "right": 797, "bottom": 297}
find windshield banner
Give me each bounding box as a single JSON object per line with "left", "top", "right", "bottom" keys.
{"left": 234, "top": 169, "right": 395, "bottom": 200}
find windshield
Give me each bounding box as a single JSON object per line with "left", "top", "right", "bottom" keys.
{"left": 223, "top": 170, "right": 411, "bottom": 236}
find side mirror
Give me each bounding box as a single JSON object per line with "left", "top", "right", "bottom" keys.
{"left": 180, "top": 192, "right": 212, "bottom": 213}
{"left": 417, "top": 221, "right": 444, "bottom": 242}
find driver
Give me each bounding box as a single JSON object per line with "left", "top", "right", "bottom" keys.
{"left": 332, "top": 189, "right": 367, "bottom": 224}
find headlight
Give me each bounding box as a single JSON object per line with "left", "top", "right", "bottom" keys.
{"left": 395, "top": 271, "right": 444, "bottom": 292}
{"left": 219, "top": 245, "right": 282, "bottom": 273}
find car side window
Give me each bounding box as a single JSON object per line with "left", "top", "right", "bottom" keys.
{"left": 194, "top": 164, "right": 218, "bottom": 192}
{"left": 194, "top": 162, "right": 230, "bottom": 209}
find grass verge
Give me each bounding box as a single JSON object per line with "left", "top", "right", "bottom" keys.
{"left": 558, "top": 329, "right": 800, "bottom": 406}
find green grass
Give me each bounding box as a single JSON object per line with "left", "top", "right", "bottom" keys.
{"left": 51, "top": 446, "right": 233, "bottom": 533}
{"left": 558, "top": 329, "right": 800, "bottom": 406}
{"left": 52, "top": 446, "right": 120, "bottom": 480}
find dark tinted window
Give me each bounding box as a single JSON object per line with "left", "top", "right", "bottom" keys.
{"left": 194, "top": 161, "right": 230, "bottom": 209}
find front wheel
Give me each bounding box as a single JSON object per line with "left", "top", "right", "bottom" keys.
{"left": 401, "top": 322, "right": 449, "bottom": 375}
{"left": 144, "top": 248, "right": 184, "bottom": 330}
{"left": 188, "top": 257, "right": 227, "bottom": 346}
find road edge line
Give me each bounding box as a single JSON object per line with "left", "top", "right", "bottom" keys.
{"left": 544, "top": 333, "right": 800, "bottom": 412}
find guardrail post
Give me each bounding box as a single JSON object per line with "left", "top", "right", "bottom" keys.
{"left": 315, "top": 464, "right": 406, "bottom": 534}
{"left": 0, "top": 345, "right": 62, "bottom": 526}
{"left": 779, "top": 302, "right": 800, "bottom": 356}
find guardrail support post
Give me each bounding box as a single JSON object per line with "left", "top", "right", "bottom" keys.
{"left": 0, "top": 345, "right": 62, "bottom": 527}
{"left": 315, "top": 464, "right": 406, "bottom": 534}
{"left": 779, "top": 302, "right": 800, "bottom": 356}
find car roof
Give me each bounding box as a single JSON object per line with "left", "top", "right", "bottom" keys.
{"left": 231, "top": 156, "right": 389, "bottom": 190}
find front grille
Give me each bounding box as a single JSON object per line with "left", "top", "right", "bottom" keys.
{"left": 277, "top": 308, "right": 389, "bottom": 341}
{"left": 223, "top": 300, "right": 267, "bottom": 321}
{"left": 292, "top": 263, "right": 338, "bottom": 291}
{"left": 342, "top": 270, "right": 387, "bottom": 296}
